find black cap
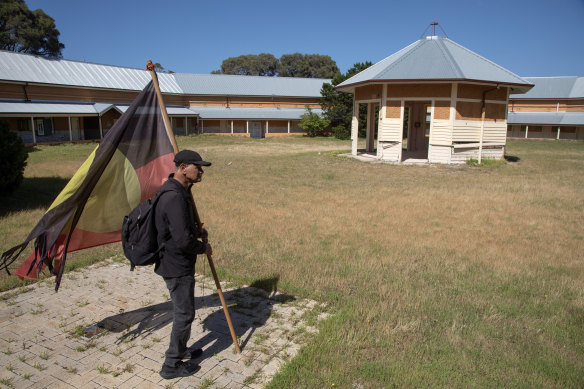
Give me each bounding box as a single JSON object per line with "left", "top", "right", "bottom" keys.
{"left": 174, "top": 150, "right": 212, "bottom": 166}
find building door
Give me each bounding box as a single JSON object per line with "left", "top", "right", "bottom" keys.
{"left": 249, "top": 121, "right": 263, "bottom": 139}
{"left": 366, "top": 103, "right": 379, "bottom": 153}
{"left": 36, "top": 118, "right": 53, "bottom": 136}
{"left": 83, "top": 117, "right": 100, "bottom": 139}
{"left": 408, "top": 102, "right": 430, "bottom": 153}
{"left": 71, "top": 117, "right": 82, "bottom": 140}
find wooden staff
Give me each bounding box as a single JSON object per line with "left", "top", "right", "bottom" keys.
{"left": 190, "top": 197, "right": 241, "bottom": 354}
{"left": 147, "top": 60, "right": 241, "bottom": 354}
{"left": 147, "top": 60, "right": 179, "bottom": 154}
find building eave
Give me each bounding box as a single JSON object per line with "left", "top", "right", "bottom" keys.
{"left": 336, "top": 78, "right": 534, "bottom": 94}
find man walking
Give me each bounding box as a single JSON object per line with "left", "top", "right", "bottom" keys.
{"left": 154, "top": 149, "right": 212, "bottom": 379}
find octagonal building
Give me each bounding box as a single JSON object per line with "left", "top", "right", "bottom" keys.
{"left": 336, "top": 35, "right": 533, "bottom": 164}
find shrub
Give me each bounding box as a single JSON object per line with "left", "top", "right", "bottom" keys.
{"left": 332, "top": 125, "right": 350, "bottom": 140}
{"left": 0, "top": 119, "right": 28, "bottom": 195}
{"left": 298, "top": 106, "right": 330, "bottom": 137}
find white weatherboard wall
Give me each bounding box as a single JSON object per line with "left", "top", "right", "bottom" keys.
{"left": 377, "top": 88, "right": 403, "bottom": 162}
{"left": 429, "top": 145, "right": 452, "bottom": 163}
{"left": 451, "top": 119, "right": 507, "bottom": 162}
{"left": 429, "top": 119, "right": 453, "bottom": 146}
{"left": 451, "top": 146, "right": 504, "bottom": 163}
{"left": 427, "top": 103, "right": 449, "bottom": 164}
{"left": 378, "top": 117, "right": 402, "bottom": 162}
{"left": 453, "top": 120, "right": 507, "bottom": 143}
{"left": 428, "top": 118, "right": 453, "bottom": 164}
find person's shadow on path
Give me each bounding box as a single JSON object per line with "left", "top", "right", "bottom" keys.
{"left": 94, "top": 275, "right": 294, "bottom": 356}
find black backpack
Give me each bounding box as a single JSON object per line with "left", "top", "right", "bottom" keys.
{"left": 121, "top": 189, "right": 168, "bottom": 271}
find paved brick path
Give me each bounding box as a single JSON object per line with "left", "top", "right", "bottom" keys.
{"left": 0, "top": 261, "right": 327, "bottom": 388}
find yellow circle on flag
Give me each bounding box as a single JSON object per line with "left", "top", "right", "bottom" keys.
{"left": 76, "top": 150, "right": 141, "bottom": 233}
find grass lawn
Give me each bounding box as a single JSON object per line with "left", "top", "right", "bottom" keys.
{"left": 1, "top": 135, "right": 583, "bottom": 387}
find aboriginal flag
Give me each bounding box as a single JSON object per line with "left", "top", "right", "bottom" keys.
{"left": 0, "top": 81, "right": 175, "bottom": 291}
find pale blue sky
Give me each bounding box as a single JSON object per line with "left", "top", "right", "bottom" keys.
{"left": 26, "top": 0, "right": 584, "bottom": 77}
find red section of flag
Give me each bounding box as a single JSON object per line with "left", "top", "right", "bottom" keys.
{"left": 137, "top": 153, "right": 174, "bottom": 201}
{"left": 14, "top": 229, "right": 120, "bottom": 280}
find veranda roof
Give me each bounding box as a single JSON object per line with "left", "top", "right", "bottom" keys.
{"left": 116, "top": 105, "right": 318, "bottom": 120}
{"left": 190, "top": 106, "right": 321, "bottom": 120}
{"left": 507, "top": 111, "right": 584, "bottom": 126}
{"left": 337, "top": 36, "right": 533, "bottom": 93}
{"left": 0, "top": 101, "right": 121, "bottom": 115}
{"left": 115, "top": 105, "right": 196, "bottom": 116}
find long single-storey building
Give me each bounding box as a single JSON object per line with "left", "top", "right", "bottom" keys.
{"left": 336, "top": 35, "right": 534, "bottom": 164}
{"left": 1, "top": 48, "right": 581, "bottom": 159}
{"left": 507, "top": 76, "right": 584, "bottom": 140}
{"left": 0, "top": 50, "right": 328, "bottom": 143}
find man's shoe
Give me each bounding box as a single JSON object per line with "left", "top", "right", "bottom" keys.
{"left": 159, "top": 361, "right": 200, "bottom": 379}
{"left": 188, "top": 347, "right": 203, "bottom": 360}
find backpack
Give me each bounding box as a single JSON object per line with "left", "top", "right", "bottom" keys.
{"left": 121, "top": 189, "right": 168, "bottom": 271}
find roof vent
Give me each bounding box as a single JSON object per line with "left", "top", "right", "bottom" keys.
{"left": 420, "top": 22, "right": 448, "bottom": 39}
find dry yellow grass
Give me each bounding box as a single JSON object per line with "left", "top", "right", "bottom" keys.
{"left": 1, "top": 136, "right": 583, "bottom": 387}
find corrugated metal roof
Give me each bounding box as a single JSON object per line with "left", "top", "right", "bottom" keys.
{"left": 509, "top": 76, "right": 584, "bottom": 99}
{"left": 174, "top": 73, "right": 327, "bottom": 97}
{"left": 0, "top": 101, "right": 117, "bottom": 115}
{"left": 337, "top": 36, "right": 533, "bottom": 93}
{"left": 507, "top": 111, "right": 584, "bottom": 126}
{"left": 0, "top": 50, "right": 182, "bottom": 93}
{"left": 166, "top": 107, "right": 198, "bottom": 115}
{"left": 0, "top": 50, "right": 329, "bottom": 98}
{"left": 0, "top": 101, "right": 319, "bottom": 120}
{"left": 115, "top": 105, "right": 196, "bottom": 115}
{"left": 94, "top": 102, "right": 121, "bottom": 114}
{"left": 190, "top": 106, "right": 321, "bottom": 120}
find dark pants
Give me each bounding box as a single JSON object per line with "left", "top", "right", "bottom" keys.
{"left": 163, "top": 275, "right": 195, "bottom": 367}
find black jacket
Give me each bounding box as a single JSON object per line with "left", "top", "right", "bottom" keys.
{"left": 154, "top": 174, "right": 206, "bottom": 278}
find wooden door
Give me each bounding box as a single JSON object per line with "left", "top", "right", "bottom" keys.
{"left": 71, "top": 117, "right": 82, "bottom": 140}
{"left": 409, "top": 103, "right": 430, "bottom": 152}
{"left": 249, "top": 121, "right": 263, "bottom": 139}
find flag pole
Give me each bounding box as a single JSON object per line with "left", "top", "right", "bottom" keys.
{"left": 147, "top": 60, "right": 179, "bottom": 154}
{"left": 147, "top": 61, "right": 241, "bottom": 354}
{"left": 191, "top": 199, "right": 242, "bottom": 354}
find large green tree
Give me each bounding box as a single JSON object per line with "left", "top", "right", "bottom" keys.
{"left": 0, "top": 0, "right": 64, "bottom": 58}
{"left": 212, "top": 53, "right": 340, "bottom": 78}
{"left": 320, "top": 61, "right": 373, "bottom": 139}
{"left": 214, "top": 53, "right": 279, "bottom": 76}
{"left": 278, "top": 53, "right": 339, "bottom": 78}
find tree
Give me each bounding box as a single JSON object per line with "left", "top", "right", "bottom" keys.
{"left": 303, "top": 54, "right": 340, "bottom": 79}
{"left": 278, "top": 53, "right": 339, "bottom": 79}
{"left": 0, "top": 119, "right": 28, "bottom": 195}
{"left": 0, "top": 0, "right": 64, "bottom": 58}
{"left": 278, "top": 53, "right": 306, "bottom": 77}
{"left": 320, "top": 62, "right": 373, "bottom": 139}
{"left": 153, "top": 62, "right": 174, "bottom": 74}
{"left": 216, "top": 53, "right": 278, "bottom": 76}
{"left": 212, "top": 53, "right": 340, "bottom": 78}
{"left": 298, "top": 106, "right": 330, "bottom": 137}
